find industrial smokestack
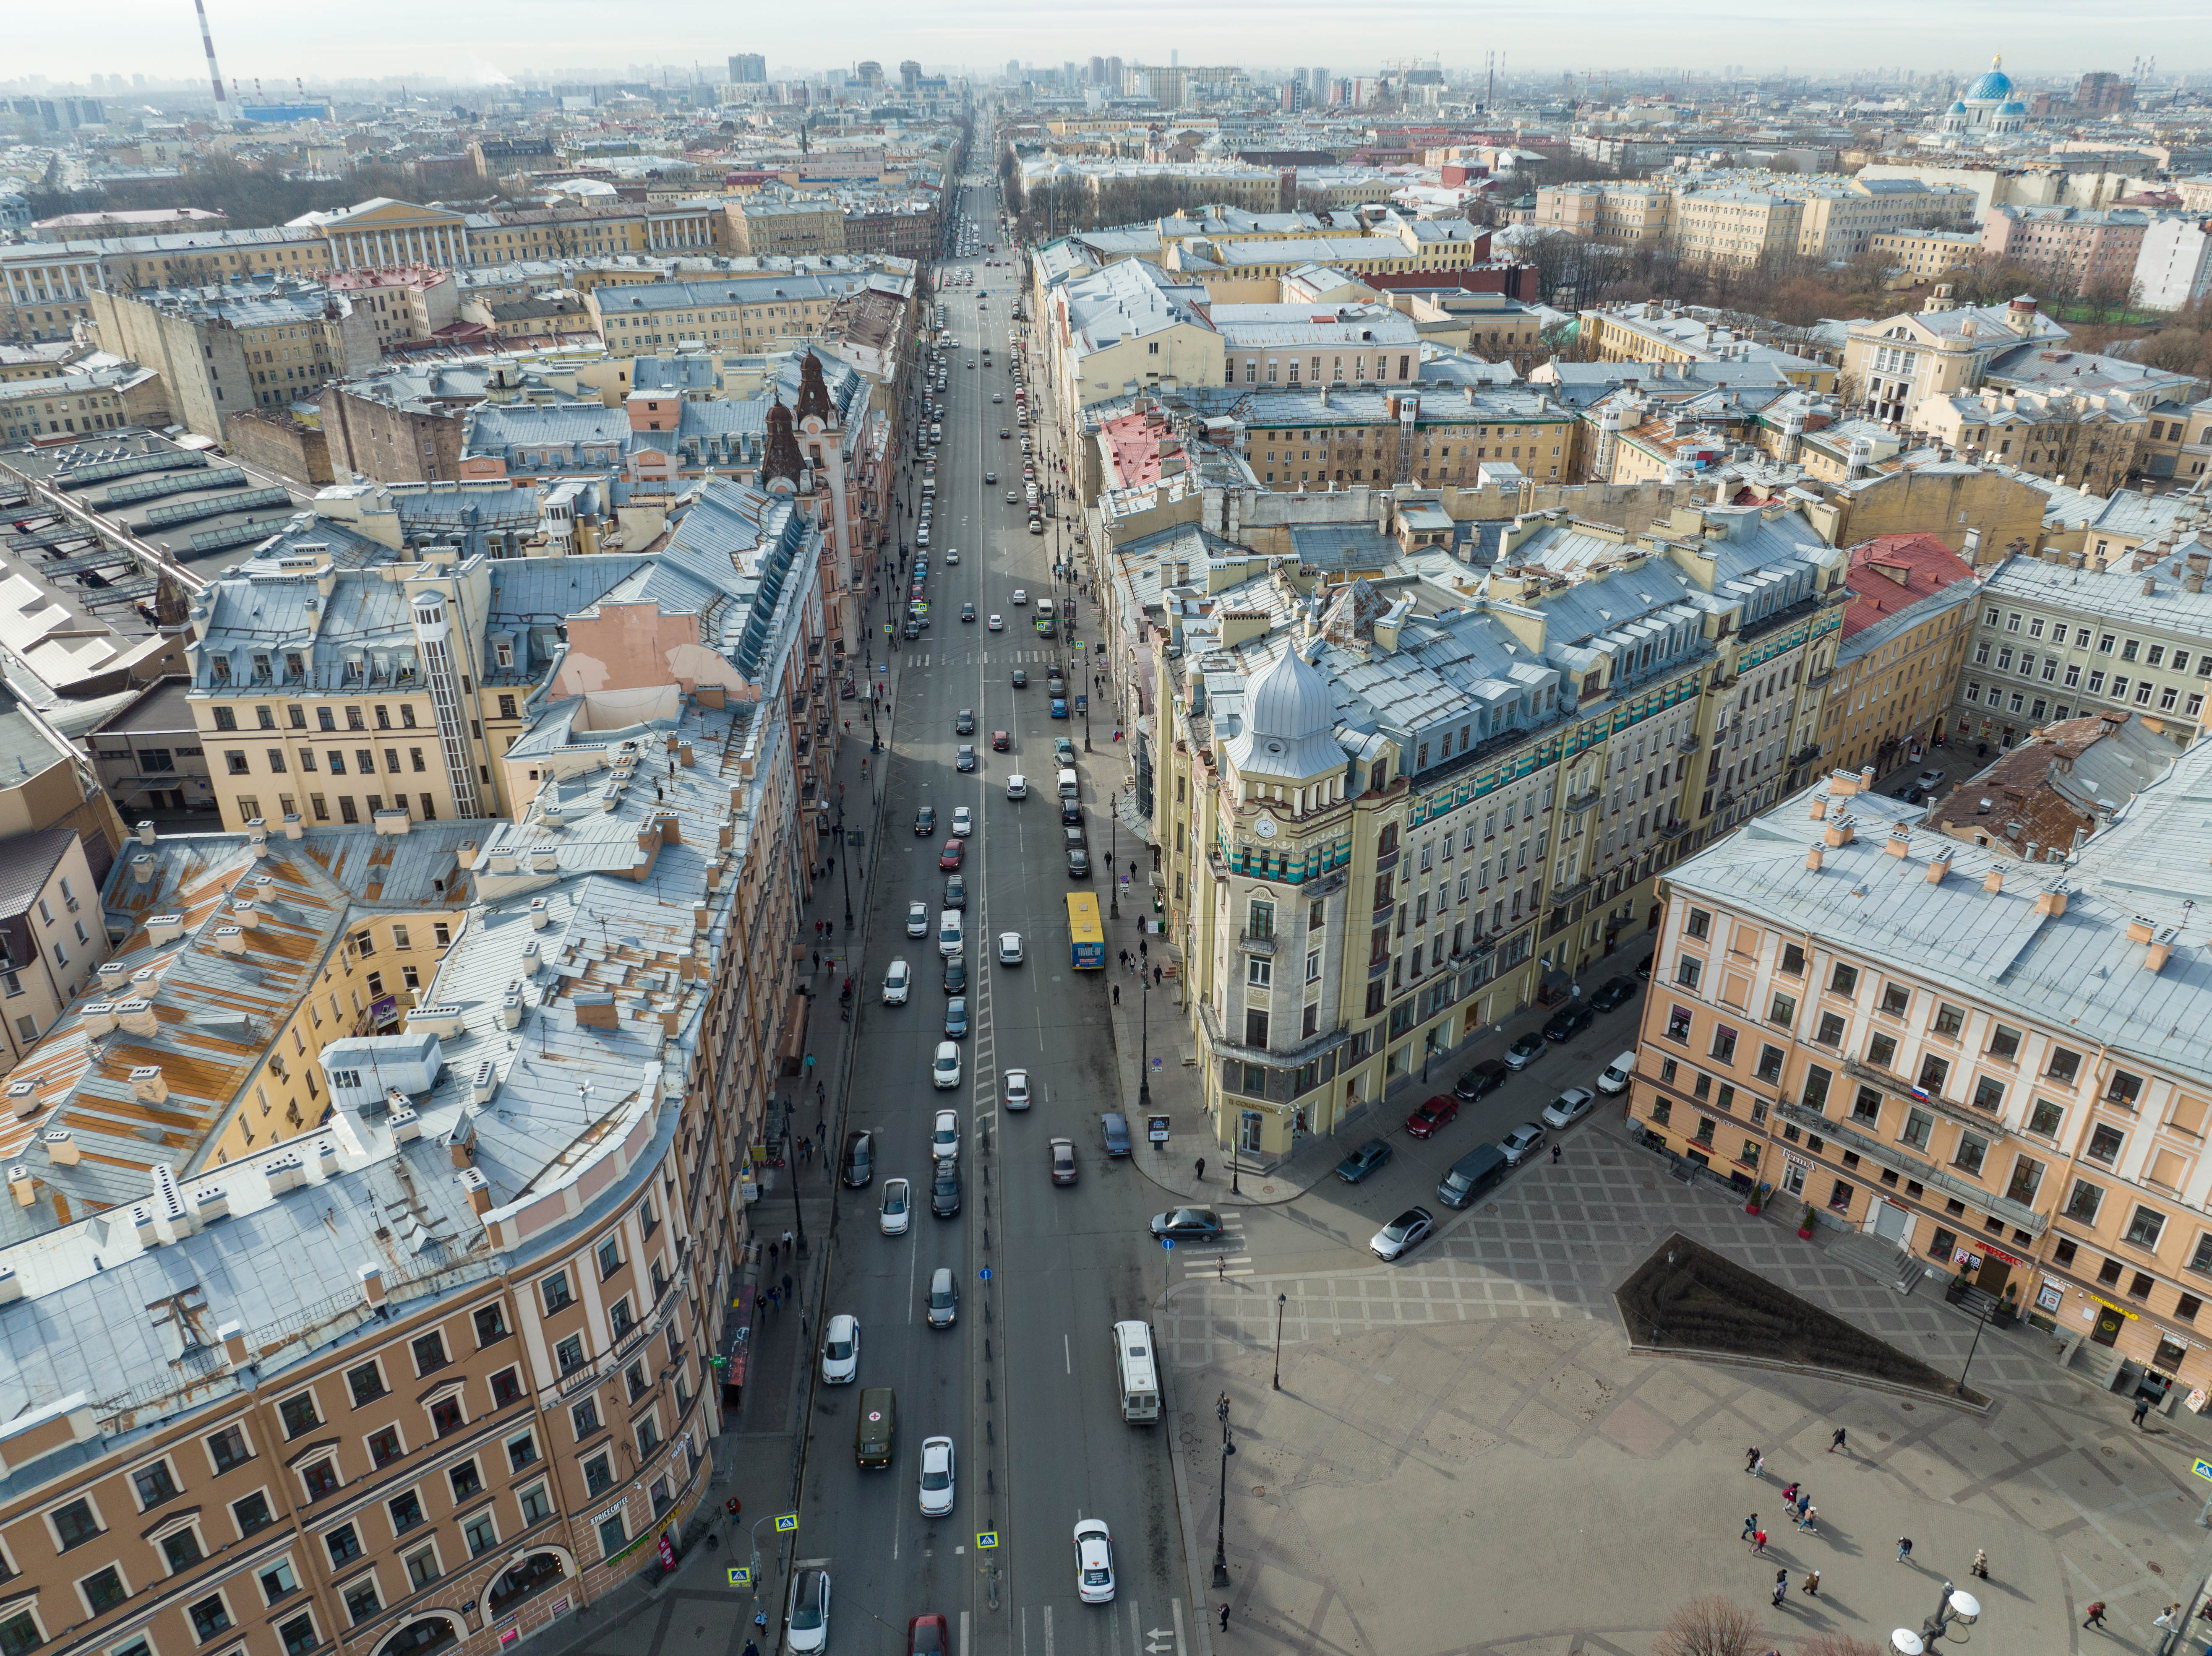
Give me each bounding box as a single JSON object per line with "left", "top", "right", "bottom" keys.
{"left": 193, "top": 0, "right": 230, "bottom": 122}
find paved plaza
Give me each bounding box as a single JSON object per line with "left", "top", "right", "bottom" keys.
{"left": 1162, "top": 1121, "right": 2212, "bottom": 1656}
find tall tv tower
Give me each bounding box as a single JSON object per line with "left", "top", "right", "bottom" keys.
{"left": 192, "top": 0, "right": 232, "bottom": 122}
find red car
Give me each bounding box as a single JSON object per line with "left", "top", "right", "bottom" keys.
{"left": 938, "top": 837, "right": 965, "bottom": 871}
{"left": 1403, "top": 1094, "right": 1460, "bottom": 1140}
{"left": 908, "top": 1614, "right": 950, "bottom": 1656}
{"left": 991, "top": 729, "right": 1011, "bottom": 752}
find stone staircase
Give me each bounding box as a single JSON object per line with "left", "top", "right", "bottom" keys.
{"left": 1824, "top": 1226, "right": 1928, "bottom": 1294}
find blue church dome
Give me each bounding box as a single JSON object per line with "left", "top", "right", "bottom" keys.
{"left": 1964, "top": 57, "right": 2012, "bottom": 101}
{"left": 1947, "top": 99, "right": 1968, "bottom": 113}
{"left": 1998, "top": 99, "right": 2027, "bottom": 115}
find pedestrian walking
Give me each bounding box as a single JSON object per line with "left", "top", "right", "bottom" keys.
{"left": 1780, "top": 1481, "right": 1799, "bottom": 1508}
{"left": 1551, "top": 1143, "right": 1562, "bottom": 1164}
{"left": 1218, "top": 1606, "right": 1230, "bottom": 1633}
{"left": 1970, "top": 1548, "right": 1988, "bottom": 1580}
{"left": 1752, "top": 1451, "right": 1766, "bottom": 1479}
{"left": 1797, "top": 1504, "right": 1817, "bottom": 1534}
{"left": 1196, "top": 1157, "right": 1207, "bottom": 1182}
{"left": 1795, "top": 1492, "right": 1811, "bottom": 1521}
{"left": 1772, "top": 1568, "right": 1789, "bottom": 1608}
{"left": 1742, "top": 1514, "right": 1758, "bottom": 1541}
{"left": 1752, "top": 1529, "right": 1768, "bottom": 1556}
{"left": 1745, "top": 1445, "right": 1761, "bottom": 1474}
{"left": 1829, "top": 1426, "right": 1847, "bottom": 1453}
{"left": 1801, "top": 1570, "right": 1820, "bottom": 1598}
{"left": 754, "top": 1291, "right": 765, "bottom": 1317}
{"left": 1119, "top": 948, "right": 1129, "bottom": 970}
{"left": 781, "top": 1272, "right": 793, "bottom": 1303}
{"left": 743, "top": 1640, "right": 760, "bottom": 1656}
{"left": 768, "top": 1286, "right": 781, "bottom": 1313}
{"left": 1218, "top": 1256, "right": 1226, "bottom": 1280}
{"left": 2156, "top": 1604, "right": 2181, "bottom": 1632}
{"left": 2133, "top": 1395, "right": 2152, "bottom": 1427}
{"left": 2082, "top": 1601, "right": 2108, "bottom": 1629}
{"left": 1154, "top": 964, "right": 1163, "bottom": 986}
{"left": 1896, "top": 1536, "right": 1913, "bottom": 1564}
{"left": 1112, "top": 984, "right": 1120, "bottom": 1006}
{"left": 782, "top": 1230, "right": 794, "bottom": 1251}
{"left": 811, "top": 950, "right": 820, "bottom": 972}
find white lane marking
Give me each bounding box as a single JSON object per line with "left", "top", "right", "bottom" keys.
{"left": 1169, "top": 1600, "right": 1187, "bottom": 1656}
{"left": 1043, "top": 1606, "right": 1054, "bottom": 1656}
{"left": 965, "top": 1609, "right": 974, "bottom": 1656}
{"left": 1064, "top": 1332, "right": 1071, "bottom": 1374}
{"left": 906, "top": 1220, "right": 921, "bottom": 1323}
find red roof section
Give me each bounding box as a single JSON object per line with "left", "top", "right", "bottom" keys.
{"left": 1100, "top": 407, "right": 1184, "bottom": 489}
{"left": 1841, "top": 532, "right": 1979, "bottom": 638}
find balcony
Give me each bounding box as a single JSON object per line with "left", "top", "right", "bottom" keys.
{"left": 1791, "top": 743, "right": 1824, "bottom": 768}
{"left": 1841, "top": 1055, "right": 2011, "bottom": 1139}
{"left": 1675, "top": 732, "right": 1701, "bottom": 754}
{"left": 1776, "top": 1099, "right": 2044, "bottom": 1235}
{"left": 1239, "top": 930, "right": 1277, "bottom": 958}
{"left": 1565, "top": 789, "right": 1603, "bottom": 814}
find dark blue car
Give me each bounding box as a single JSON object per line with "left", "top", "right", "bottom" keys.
{"left": 1335, "top": 1139, "right": 1393, "bottom": 1184}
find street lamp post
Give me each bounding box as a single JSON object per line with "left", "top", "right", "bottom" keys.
{"left": 1109, "top": 792, "right": 1119, "bottom": 919}
{"left": 1137, "top": 969, "right": 1150, "bottom": 1111}
{"left": 1210, "top": 1417, "right": 1236, "bottom": 1588}
{"left": 785, "top": 1127, "right": 807, "bottom": 1256}
{"left": 837, "top": 801, "right": 853, "bottom": 932}
{"left": 1272, "top": 1293, "right": 1287, "bottom": 1390}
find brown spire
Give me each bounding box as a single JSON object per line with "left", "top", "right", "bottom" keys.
{"left": 794, "top": 352, "right": 835, "bottom": 426}
{"left": 762, "top": 401, "right": 803, "bottom": 488}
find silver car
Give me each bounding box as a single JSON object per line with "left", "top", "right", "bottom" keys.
{"left": 1541, "top": 1087, "right": 1596, "bottom": 1129}
{"left": 1498, "top": 1122, "right": 1548, "bottom": 1166}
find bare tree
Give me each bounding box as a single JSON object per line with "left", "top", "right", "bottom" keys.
{"left": 1798, "top": 1636, "right": 1885, "bottom": 1656}
{"left": 1651, "top": 1596, "right": 1767, "bottom": 1656}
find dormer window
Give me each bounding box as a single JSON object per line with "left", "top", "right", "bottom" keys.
{"left": 343, "top": 657, "right": 364, "bottom": 683}
{"left": 284, "top": 652, "right": 304, "bottom": 678}
{"left": 495, "top": 640, "right": 515, "bottom": 669}
{"left": 211, "top": 656, "right": 232, "bottom": 685}
{"left": 250, "top": 653, "right": 272, "bottom": 683}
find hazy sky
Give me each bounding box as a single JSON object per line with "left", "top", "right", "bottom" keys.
{"left": 8, "top": 0, "right": 2200, "bottom": 86}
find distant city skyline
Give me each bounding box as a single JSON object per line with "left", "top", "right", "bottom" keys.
{"left": 5, "top": 0, "right": 2204, "bottom": 88}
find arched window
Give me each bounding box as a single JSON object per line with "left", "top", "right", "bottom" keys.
{"left": 489, "top": 1552, "right": 569, "bottom": 1620}
{"left": 376, "top": 1617, "right": 459, "bottom": 1656}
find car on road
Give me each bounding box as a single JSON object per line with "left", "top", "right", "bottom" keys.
{"left": 955, "top": 744, "right": 977, "bottom": 772}
{"left": 932, "top": 1044, "right": 961, "bottom": 1091}
{"left": 1072, "top": 1518, "right": 1116, "bottom": 1604}
{"left": 1542, "top": 1087, "right": 1596, "bottom": 1129}
{"left": 913, "top": 805, "right": 935, "bottom": 836}
{"left": 961, "top": 604, "right": 977, "bottom": 624}
{"left": 944, "top": 873, "right": 966, "bottom": 909}
{"left": 946, "top": 550, "right": 959, "bottom": 565}
{"left": 1050, "top": 1138, "right": 1077, "bottom": 1185}
{"left": 952, "top": 805, "right": 973, "bottom": 836}
{"left": 1542, "top": 1001, "right": 1596, "bottom": 1043}
{"left": 787, "top": 1565, "right": 831, "bottom": 1654}
{"left": 1403, "top": 1095, "right": 1460, "bottom": 1140}
{"left": 1050, "top": 697, "right": 1068, "bottom": 719}
{"left": 882, "top": 960, "right": 912, "bottom": 1005}
{"left": 1596, "top": 1050, "right": 1638, "bottom": 1095}
{"left": 1455, "top": 1059, "right": 1510, "bottom": 1101}
{"left": 955, "top": 710, "right": 976, "bottom": 735}
{"left": 931, "top": 1163, "right": 961, "bottom": 1217}
{"left": 989, "top": 614, "right": 1005, "bottom": 631}
{"left": 1148, "top": 1208, "right": 1224, "bottom": 1242}
{"left": 1060, "top": 800, "right": 1083, "bottom": 829}
{"left": 879, "top": 1178, "right": 911, "bottom": 1236}
{"left": 908, "top": 1615, "right": 951, "bottom": 1656}
{"left": 903, "top": 619, "right": 921, "bottom": 639}
{"left": 1067, "top": 846, "right": 1090, "bottom": 878}
{"left": 942, "top": 952, "right": 966, "bottom": 1000}
{"left": 918, "top": 1436, "right": 956, "bottom": 1517}
{"left": 820, "top": 1313, "right": 860, "bottom": 1384}
{"left": 991, "top": 729, "right": 1010, "bottom": 751}
{"left": 1915, "top": 768, "right": 1946, "bottom": 792}
{"left": 1589, "top": 976, "right": 1638, "bottom": 1013}
{"left": 1502, "top": 1029, "right": 1547, "bottom": 1069}
{"left": 1005, "top": 774, "right": 1027, "bottom": 799}
{"left": 992, "top": 392, "right": 1003, "bottom": 403}
{"left": 1005, "top": 1070, "right": 1031, "bottom": 1111}
{"left": 1497, "top": 1122, "right": 1548, "bottom": 1166}
{"left": 1010, "top": 666, "right": 1026, "bottom": 685}
{"left": 907, "top": 901, "right": 929, "bottom": 937}
{"left": 998, "top": 931, "right": 1023, "bottom": 965}
{"left": 1012, "top": 588, "right": 1027, "bottom": 605}
{"left": 842, "top": 1130, "right": 874, "bottom": 1188}
{"left": 984, "top": 471, "right": 996, "bottom": 484}
{"left": 1000, "top": 428, "right": 1011, "bottom": 439}
{"left": 1370, "top": 1206, "right": 1436, "bottom": 1262}
{"left": 1101, "top": 1112, "right": 1131, "bottom": 1155}
{"left": 926, "top": 1267, "right": 958, "bottom": 1329}
{"left": 938, "top": 838, "right": 965, "bottom": 871}
{"left": 944, "top": 997, "right": 969, "bottom": 1039}
{"left": 1053, "top": 737, "right": 1076, "bottom": 764}
{"left": 1334, "top": 1138, "right": 1393, "bottom": 1183}
{"left": 931, "top": 1109, "right": 960, "bottom": 1160}
{"left": 1637, "top": 954, "right": 1654, "bottom": 979}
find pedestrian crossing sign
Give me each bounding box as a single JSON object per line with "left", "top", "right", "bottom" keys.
{"left": 2194, "top": 1458, "right": 2212, "bottom": 1482}
{"left": 774, "top": 1513, "right": 800, "bottom": 1533}
{"left": 727, "top": 1567, "right": 752, "bottom": 1588}
{"left": 977, "top": 1532, "right": 999, "bottom": 1549}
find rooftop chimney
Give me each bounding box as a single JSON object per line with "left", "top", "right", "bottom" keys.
{"left": 1927, "top": 849, "right": 1952, "bottom": 883}
{"left": 1885, "top": 825, "right": 1911, "bottom": 858}
{"left": 1983, "top": 867, "right": 2004, "bottom": 894}
{"left": 1805, "top": 843, "right": 1824, "bottom": 871}
{"left": 2036, "top": 882, "right": 2068, "bottom": 916}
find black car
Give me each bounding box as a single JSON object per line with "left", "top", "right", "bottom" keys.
{"left": 943, "top": 955, "right": 968, "bottom": 994}
{"left": 1067, "top": 848, "right": 1090, "bottom": 878}
{"left": 913, "top": 806, "right": 936, "bottom": 836}
{"left": 944, "top": 873, "right": 967, "bottom": 910}
{"left": 955, "top": 710, "right": 976, "bottom": 735}
{"left": 1454, "top": 1059, "right": 1510, "bottom": 1101}
{"left": 1148, "top": 1208, "right": 1224, "bottom": 1242}
{"left": 956, "top": 744, "right": 977, "bottom": 772}
{"left": 1060, "top": 799, "right": 1083, "bottom": 827}
{"left": 842, "top": 1130, "right": 874, "bottom": 1188}
{"left": 1542, "top": 1002, "right": 1596, "bottom": 1043}
{"left": 931, "top": 1164, "right": 963, "bottom": 1217}
{"left": 1334, "top": 1139, "right": 1393, "bottom": 1183}
{"left": 1012, "top": 668, "right": 1028, "bottom": 688}
{"left": 1590, "top": 975, "right": 1639, "bottom": 1013}
{"left": 1636, "top": 954, "right": 1654, "bottom": 979}
{"left": 961, "top": 603, "right": 977, "bottom": 622}
{"left": 903, "top": 620, "right": 922, "bottom": 639}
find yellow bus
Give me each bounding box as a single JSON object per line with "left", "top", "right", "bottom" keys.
{"left": 1065, "top": 892, "right": 1104, "bottom": 970}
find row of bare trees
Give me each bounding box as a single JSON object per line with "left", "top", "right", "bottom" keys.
{"left": 1654, "top": 1595, "right": 1882, "bottom": 1656}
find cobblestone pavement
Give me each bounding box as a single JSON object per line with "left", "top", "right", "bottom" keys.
{"left": 1160, "top": 1118, "right": 2212, "bottom": 1656}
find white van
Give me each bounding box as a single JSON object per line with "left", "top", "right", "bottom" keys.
{"left": 938, "top": 910, "right": 965, "bottom": 958}
{"left": 1056, "top": 767, "right": 1080, "bottom": 802}
{"left": 1112, "top": 1320, "right": 1161, "bottom": 1423}
{"left": 1596, "top": 1049, "right": 1638, "bottom": 1096}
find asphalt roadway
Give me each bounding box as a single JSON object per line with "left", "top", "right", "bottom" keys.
{"left": 791, "top": 168, "right": 1201, "bottom": 1656}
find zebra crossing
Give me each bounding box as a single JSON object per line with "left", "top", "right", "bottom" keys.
{"left": 905, "top": 648, "right": 1067, "bottom": 668}
{"left": 1180, "top": 1212, "right": 1253, "bottom": 1277}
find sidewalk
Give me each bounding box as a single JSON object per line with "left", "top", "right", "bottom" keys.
{"left": 527, "top": 478, "right": 911, "bottom": 1656}
{"left": 1104, "top": 928, "right": 1659, "bottom": 1209}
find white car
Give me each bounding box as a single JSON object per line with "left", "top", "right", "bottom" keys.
{"left": 951, "top": 805, "right": 973, "bottom": 836}
{"left": 998, "top": 931, "right": 1023, "bottom": 965}
{"left": 1005, "top": 773, "right": 1028, "bottom": 799}
{"left": 787, "top": 1565, "right": 830, "bottom": 1655}
{"left": 1542, "top": 1087, "right": 1597, "bottom": 1129}
{"left": 1004, "top": 1069, "right": 1031, "bottom": 1111}
{"left": 882, "top": 959, "right": 912, "bottom": 1005}
{"left": 931, "top": 1108, "right": 961, "bottom": 1159}
{"left": 907, "top": 901, "right": 930, "bottom": 937}
{"left": 918, "top": 1435, "right": 956, "bottom": 1517}
{"left": 1012, "top": 588, "right": 1027, "bottom": 605}
{"left": 946, "top": 549, "right": 960, "bottom": 565}
{"left": 879, "top": 1177, "right": 912, "bottom": 1236}
{"left": 989, "top": 614, "right": 1004, "bottom": 630}
{"left": 1595, "top": 1050, "right": 1638, "bottom": 1096}
{"left": 1073, "top": 1518, "right": 1116, "bottom": 1603}
{"left": 933, "top": 1044, "right": 962, "bottom": 1092}
{"left": 820, "top": 1313, "right": 860, "bottom": 1385}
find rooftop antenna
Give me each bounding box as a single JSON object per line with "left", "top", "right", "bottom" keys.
{"left": 191, "top": 0, "right": 231, "bottom": 122}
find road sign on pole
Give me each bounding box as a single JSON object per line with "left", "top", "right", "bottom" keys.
{"left": 773, "top": 1513, "right": 799, "bottom": 1533}
{"left": 727, "top": 1567, "right": 753, "bottom": 1588}
{"left": 977, "top": 1532, "right": 1000, "bottom": 1549}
